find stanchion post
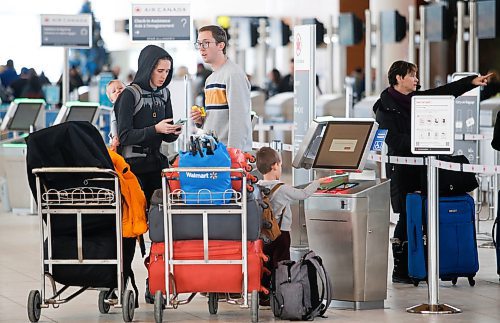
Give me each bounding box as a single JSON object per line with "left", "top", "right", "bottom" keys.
{"left": 427, "top": 155, "right": 440, "bottom": 307}
{"left": 407, "top": 156, "right": 461, "bottom": 314}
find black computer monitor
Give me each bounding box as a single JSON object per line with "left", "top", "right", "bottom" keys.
{"left": 292, "top": 117, "right": 378, "bottom": 171}
{"left": 313, "top": 120, "right": 375, "bottom": 169}
{"left": 65, "top": 105, "right": 98, "bottom": 122}
{"left": 0, "top": 99, "right": 45, "bottom": 131}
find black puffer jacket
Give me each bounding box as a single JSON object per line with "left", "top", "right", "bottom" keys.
{"left": 115, "top": 45, "right": 178, "bottom": 173}
{"left": 373, "top": 75, "right": 477, "bottom": 212}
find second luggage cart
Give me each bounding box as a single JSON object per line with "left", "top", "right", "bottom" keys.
{"left": 149, "top": 167, "right": 264, "bottom": 323}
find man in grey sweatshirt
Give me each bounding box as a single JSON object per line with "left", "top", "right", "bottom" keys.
{"left": 191, "top": 25, "right": 252, "bottom": 151}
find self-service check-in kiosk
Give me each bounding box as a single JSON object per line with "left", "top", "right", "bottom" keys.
{"left": 293, "top": 117, "right": 391, "bottom": 310}
{"left": 0, "top": 99, "right": 46, "bottom": 212}
{"left": 53, "top": 101, "right": 100, "bottom": 125}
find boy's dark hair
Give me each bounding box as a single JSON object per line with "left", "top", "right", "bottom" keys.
{"left": 388, "top": 60, "right": 417, "bottom": 86}
{"left": 199, "top": 25, "right": 228, "bottom": 55}
{"left": 256, "top": 147, "right": 281, "bottom": 175}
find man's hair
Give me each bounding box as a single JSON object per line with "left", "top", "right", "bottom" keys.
{"left": 199, "top": 25, "right": 228, "bottom": 55}
{"left": 256, "top": 147, "right": 281, "bottom": 175}
{"left": 388, "top": 60, "right": 417, "bottom": 86}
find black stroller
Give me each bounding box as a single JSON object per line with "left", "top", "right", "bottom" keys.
{"left": 25, "top": 121, "right": 138, "bottom": 322}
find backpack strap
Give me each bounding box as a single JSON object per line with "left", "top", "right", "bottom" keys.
{"left": 127, "top": 83, "right": 143, "bottom": 116}
{"left": 269, "top": 182, "right": 284, "bottom": 195}
{"left": 269, "top": 183, "right": 285, "bottom": 224}
{"left": 303, "top": 253, "right": 332, "bottom": 319}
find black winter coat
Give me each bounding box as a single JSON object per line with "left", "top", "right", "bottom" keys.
{"left": 373, "top": 75, "right": 477, "bottom": 213}
{"left": 115, "top": 45, "right": 178, "bottom": 174}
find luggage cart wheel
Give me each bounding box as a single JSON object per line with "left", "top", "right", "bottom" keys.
{"left": 452, "top": 278, "right": 458, "bottom": 285}
{"left": 468, "top": 277, "right": 476, "bottom": 286}
{"left": 27, "top": 290, "right": 42, "bottom": 322}
{"left": 98, "top": 290, "right": 111, "bottom": 314}
{"left": 154, "top": 290, "right": 164, "bottom": 323}
{"left": 208, "top": 293, "right": 218, "bottom": 314}
{"left": 251, "top": 290, "right": 259, "bottom": 323}
{"left": 122, "top": 290, "right": 135, "bottom": 322}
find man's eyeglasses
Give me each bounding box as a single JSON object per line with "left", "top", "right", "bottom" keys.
{"left": 194, "top": 41, "right": 217, "bottom": 50}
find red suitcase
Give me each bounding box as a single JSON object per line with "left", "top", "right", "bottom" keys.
{"left": 148, "top": 240, "right": 266, "bottom": 294}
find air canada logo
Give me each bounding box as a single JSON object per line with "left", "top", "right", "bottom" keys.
{"left": 295, "top": 33, "right": 302, "bottom": 56}
{"left": 185, "top": 172, "right": 218, "bottom": 180}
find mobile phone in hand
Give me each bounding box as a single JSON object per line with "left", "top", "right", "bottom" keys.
{"left": 175, "top": 119, "right": 187, "bottom": 125}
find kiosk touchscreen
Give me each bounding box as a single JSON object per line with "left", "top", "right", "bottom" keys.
{"left": 53, "top": 101, "right": 100, "bottom": 125}
{"left": 292, "top": 117, "right": 378, "bottom": 171}
{"left": 0, "top": 99, "right": 46, "bottom": 132}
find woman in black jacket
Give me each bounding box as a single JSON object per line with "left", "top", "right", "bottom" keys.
{"left": 374, "top": 60, "right": 490, "bottom": 283}
{"left": 115, "top": 45, "right": 182, "bottom": 203}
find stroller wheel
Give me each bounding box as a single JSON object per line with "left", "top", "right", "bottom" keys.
{"left": 98, "top": 290, "right": 111, "bottom": 314}
{"left": 122, "top": 290, "right": 135, "bottom": 322}
{"left": 27, "top": 290, "right": 42, "bottom": 322}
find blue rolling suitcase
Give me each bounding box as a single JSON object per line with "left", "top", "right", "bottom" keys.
{"left": 407, "top": 193, "right": 479, "bottom": 286}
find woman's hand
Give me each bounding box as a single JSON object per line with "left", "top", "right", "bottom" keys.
{"left": 472, "top": 73, "right": 494, "bottom": 86}
{"left": 155, "top": 118, "right": 182, "bottom": 135}
{"left": 110, "top": 136, "right": 120, "bottom": 151}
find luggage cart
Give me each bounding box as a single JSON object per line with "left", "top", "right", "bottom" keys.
{"left": 153, "top": 167, "right": 260, "bottom": 323}
{"left": 27, "top": 167, "right": 135, "bottom": 322}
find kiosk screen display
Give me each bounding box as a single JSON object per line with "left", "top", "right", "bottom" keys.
{"left": 8, "top": 102, "right": 43, "bottom": 131}
{"left": 313, "top": 121, "right": 374, "bottom": 169}
{"left": 65, "top": 106, "right": 97, "bottom": 122}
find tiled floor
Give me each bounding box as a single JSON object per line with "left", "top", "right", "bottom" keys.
{"left": 0, "top": 210, "right": 498, "bottom": 322}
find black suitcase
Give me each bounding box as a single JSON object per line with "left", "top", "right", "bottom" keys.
{"left": 148, "top": 188, "right": 261, "bottom": 242}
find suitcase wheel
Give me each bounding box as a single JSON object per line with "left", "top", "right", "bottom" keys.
{"left": 412, "top": 279, "right": 419, "bottom": 287}
{"left": 452, "top": 278, "right": 458, "bottom": 285}
{"left": 468, "top": 276, "right": 476, "bottom": 287}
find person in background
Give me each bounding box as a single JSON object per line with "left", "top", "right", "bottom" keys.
{"left": 20, "top": 68, "right": 44, "bottom": 99}
{"left": 373, "top": 60, "right": 491, "bottom": 284}
{"left": 193, "top": 62, "right": 212, "bottom": 106}
{"left": 0, "top": 59, "right": 19, "bottom": 88}
{"left": 191, "top": 25, "right": 252, "bottom": 151}
{"left": 105, "top": 79, "right": 126, "bottom": 151}
{"left": 255, "top": 147, "right": 330, "bottom": 307}
{"left": 174, "top": 65, "right": 189, "bottom": 79}
{"left": 265, "top": 68, "right": 281, "bottom": 99}
{"left": 278, "top": 58, "right": 322, "bottom": 95}
{"left": 9, "top": 67, "right": 30, "bottom": 98}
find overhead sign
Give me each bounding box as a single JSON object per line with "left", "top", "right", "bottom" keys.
{"left": 41, "top": 14, "right": 92, "bottom": 48}
{"left": 411, "top": 96, "right": 455, "bottom": 155}
{"left": 131, "top": 3, "right": 190, "bottom": 41}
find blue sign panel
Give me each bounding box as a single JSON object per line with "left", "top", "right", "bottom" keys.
{"left": 370, "top": 129, "right": 388, "bottom": 151}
